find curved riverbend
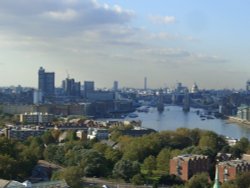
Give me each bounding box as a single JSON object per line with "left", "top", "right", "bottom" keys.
{"left": 131, "top": 106, "right": 250, "bottom": 139}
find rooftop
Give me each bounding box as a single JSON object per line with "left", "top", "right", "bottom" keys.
{"left": 173, "top": 154, "right": 208, "bottom": 161}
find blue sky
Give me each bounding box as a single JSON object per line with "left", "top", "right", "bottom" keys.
{"left": 0, "top": 0, "right": 249, "bottom": 89}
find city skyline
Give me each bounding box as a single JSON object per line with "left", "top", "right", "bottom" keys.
{"left": 0, "top": 0, "right": 250, "bottom": 89}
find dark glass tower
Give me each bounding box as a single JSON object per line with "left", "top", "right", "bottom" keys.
{"left": 38, "top": 67, "right": 55, "bottom": 97}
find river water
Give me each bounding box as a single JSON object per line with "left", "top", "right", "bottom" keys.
{"left": 128, "top": 106, "right": 250, "bottom": 140}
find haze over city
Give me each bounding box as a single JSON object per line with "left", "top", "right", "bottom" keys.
{"left": 0, "top": 0, "right": 250, "bottom": 89}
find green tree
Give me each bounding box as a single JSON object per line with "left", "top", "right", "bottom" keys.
{"left": 93, "top": 142, "right": 108, "bottom": 154}
{"left": 131, "top": 174, "right": 145, "bottom": 185}
{"left": 105, "top": 147, "right": 122, "bottom": 164}
{"left": 0, "top": 137, "right": 16, "bottom": 156}
{"left": 0, "top": 155, "right": 17, "bottom": 179}
{"left": 43, "top": 144, "right": 65, "bottom": 164}
{"left": 221, "top": 181, "right": 237, "bottom": 188}
{"left": 142, "top": 155, "right": 156, "bottom": 175}
{"left": 42, "top": 130, "right": 56, "bottom": 145}
{"left": 65, "top": 130, "right": 77, "bottom": 142}
{"left": 80, "top": 150, "right": 108, "bottom": 177}
{"left": 235, "top": 172, "right": 250, "bottom": 188}
{"left": 113, "top": 159, "right": 140, "bottom": 182}
{"left": 186, "top": 173, "right": 210, "bottom": 188}
{"left": 156, "top": 148, "right": 172, "bottom": 175}
{"left": 57, "top": 166, "right": 83, "bottom": 188}
{"left": 199, "top": 131, "right": 226, "bottom": 152}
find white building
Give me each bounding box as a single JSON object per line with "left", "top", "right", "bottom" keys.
{"left": 87, "top": 128, "right": 109, "bottom": 140}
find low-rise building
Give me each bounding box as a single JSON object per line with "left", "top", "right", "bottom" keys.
{"left": 20, "top": 112, "right": 54, "bottom": 124}
{"left": 4, "top": 127, "right": 45, "bottom": 140}
{"left": 218, "top": 159, "right": 250, "bottom": 183}
{"left": 87, "top": 128, "right": 109, "bottom": 140}
{"left": 169, "top": 154, "right": 210, "bottom": 181}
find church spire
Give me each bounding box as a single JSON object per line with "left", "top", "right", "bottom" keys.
{"left": 213, "top": 165, "right": 220, "bottom": 188}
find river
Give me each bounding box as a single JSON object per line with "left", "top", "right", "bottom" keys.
{"left": 127, "top": 106, "right": 250, "bottom": 139}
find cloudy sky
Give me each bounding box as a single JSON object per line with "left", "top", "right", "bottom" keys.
{"left": 0, "top": 0, "right": 250, "bottom": 89}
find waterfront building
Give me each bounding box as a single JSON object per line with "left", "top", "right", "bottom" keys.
{"left": 237, "top": 105, "right": 250, "bottom": 121}
{"left": 217, "top": 159, "right": 250, "bottom": 183}
{"left": 183, "top": 89, "right": 190, "bottom": 112}
{"left": 191, "top": 82, "right": 199, "bottom": 93}
{"left": 169, "top": 154, "right": 210, "bottom": 181}
{"left": 38, "top": 67, "right": 55, "bottom": 98}
{"left": 157, "top": 89, "right": 164, "bottom": 112}
{"left": 87, "top": 91, "right": 115, "bottom": 101}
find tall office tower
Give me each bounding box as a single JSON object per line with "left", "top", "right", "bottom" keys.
{"left": 246, "top": 80, "right": 250, "bottom": 93}
{"left": 62, "top": 78, "right": 81, "bottom": 96}
{"left": 84, "top": 81, "right": 95, "bottom": 98}
{"left": 144, "top": 77, "right": 147, "bottom": 90}
{"left": 38, "top": 67, "right": 55, "bottom": 97}
{"left": 113, "top": 81, "right": 118, "bottom": 91}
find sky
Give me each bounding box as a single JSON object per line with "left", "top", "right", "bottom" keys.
{"left": 0, "top": 0, "right": 250, "bottom": 89}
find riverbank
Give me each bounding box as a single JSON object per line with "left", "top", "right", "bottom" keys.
{"left": 227, "top": 116, "right": 250, "bottom": 126}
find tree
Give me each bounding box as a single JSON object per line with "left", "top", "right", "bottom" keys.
{"left": 113, "top": 159, "right": 140, "bottom": 182}
{"left": 198, "top": 131, "right": 226, "bottom": 153}
{"left": 142, "top": 155, "right": 156, "bottom": 175}
{"left": 156, "top": 148, "right": 172, "bottom": 175}
{"left": 131, "top": 174, "right": 145, "bottom": 185}
{"left": 186, "top": 173, "right": 210, "bottom": 188}
{"left": 42, "top": 130, "right": 56, "bottom": 145}
{"left": 0, "top": 137, "right": 16, "bottom": 156}
{"left": 104, "top": 147, "right": 122, "bottom": 168}
{"left": 93, "top": 142, "right": 108, "bottom": 154}
{"left": 231, "top": 137, "right": 250, "bottom": 157}
{"left": 80, "top": 150, "right": 108, "bottom": 177}
{"left": 43, "top": 144, "right": 65, "bottom": 164}
{"left": 65, "top": 130, "right": 77, "bottom": 142}
{"left": 62, "top": 166, "right": 83, "bottom": 188}
{"left": 235, "top": 172, "right": 250, "bottom": 188}
{"left": 0, "top": 155, "right": 17, "bottom": 179}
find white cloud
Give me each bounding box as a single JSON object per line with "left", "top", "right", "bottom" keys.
{"left": 43, "top": 9, "right": 78, "bottom": 21}
{"left": 0, "top": 0, "right": 134, "bottom": 37}
{"left": 150, "top": 32, "right": 200, "bottom": 43}
{"left": 149, "top": 15, "right": 176, "bottom": 24}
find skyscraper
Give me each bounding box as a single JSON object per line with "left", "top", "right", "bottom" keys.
{"left": 62, "top": 78, "right": 81, "bottom": 96}
{"left": 144, "top": 77, "right": 147, "bottom": 90}
{"left": 38, "top": 67, "right": 55, "bottom": 97}
{"left": 113, "top": 80, "right": 118, "bottom": 91}
{"left": 246, "top": 80, "right": 250, "bottom": 93}
{"left": 84, "top": 81, "right": 94, "bottom": 98}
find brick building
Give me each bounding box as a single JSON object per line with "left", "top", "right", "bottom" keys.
{"left": 217, "top": 159, "right": 250, "bottom": 183}
{"left": 169, "top": 154, "right": 210, "bottom": 181}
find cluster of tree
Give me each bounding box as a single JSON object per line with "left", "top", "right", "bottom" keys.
{"left": 0, "top": 136, "right": 43, "bottom": 180}
{"left": 1, "top": 127, "right": 250, "bottom": 188}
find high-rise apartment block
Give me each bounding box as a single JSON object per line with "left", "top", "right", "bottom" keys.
{"left": 170, "top": 154, "right": 210, "bottom": 181}
{"left": 38, "top": 67, "right": 55, "bottom": 97}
